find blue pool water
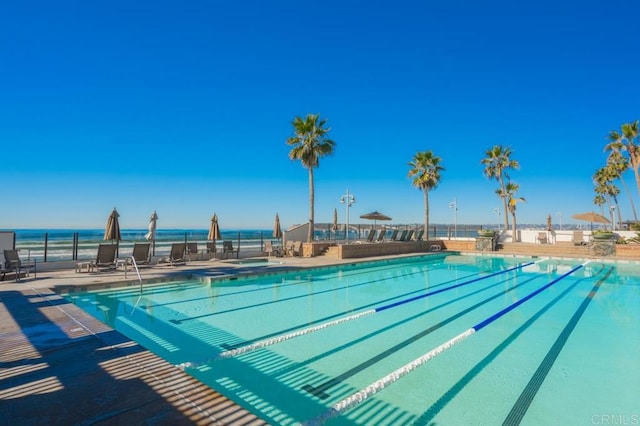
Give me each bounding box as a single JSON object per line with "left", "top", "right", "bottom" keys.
{"left": 62, "top": 254, "right": 640, "bottom": 425}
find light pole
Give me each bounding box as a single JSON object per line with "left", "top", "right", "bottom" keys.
{"left": 449, "top": 198, "right": 458, "bottom": 238}
{"left": 556, "top": 212, "right": 563, "bottom": 230}
{"left": 610, "top": 205, "right": 617, "bottom": 231}
{"left": 340, "top": 189, "right": 356, "bottom": 243}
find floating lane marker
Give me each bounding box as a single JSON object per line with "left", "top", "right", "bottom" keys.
{"left": 303, "top": 261, "right": 587, "bottom": 425}
{"left": 177, "top": 261, "right": 532, "bottom": 369}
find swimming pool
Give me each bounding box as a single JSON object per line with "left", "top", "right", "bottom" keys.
{"left": 62, "top": 254, "right": 640, "bottom": 425}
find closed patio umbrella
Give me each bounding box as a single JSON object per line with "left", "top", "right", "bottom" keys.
{"left": 273, "top": 213, "right": 283, "bottom": 240}
{"left": 104, "top": 207, "right": 121, "bottom": 256}
{"left": 104, "top": 208, "right": 121, "bottom": 242}
{"left": 145, "top": 210, "right": 158, "bottom": 255}
{"left": 208, "top": 213, "right": 221, "bottom": 241}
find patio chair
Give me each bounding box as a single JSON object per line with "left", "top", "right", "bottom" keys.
{"left": 76, "top": 244, "right": 117, "bottom": 273}
{"left": 414, "top": 230, "right": 424, "bottom": 241}
{"left": 572, "top": 230, "right": 587, "bottom": 246}
{"left": 186, "top": 242, "right": 199, "bottom": 260}
{"left": 206, "top": 242, "right": 217, "bottom": 259}
{"left": 405, "top": 230, "right": 415, "bottom": 241}
{"left": 223, "top": 240, "right": 238, "bottom": 259}
{"left": 3, "top": 249, "right": 37, "bottom": 281}
{"left": 264, "top": 241, "right": 283, "bottom": 257}
{"left": 376, "top": 229, "right": 387, "bottom": 242}
{"left": 289, "top": 241, "right": 302, "bottom": 257}
{"left": 388, "top": 230, "right": 399, "bottom": 241}
{"left": 366, "top": 229, "right": 376, "bottom": 242}
{"left": 131, "top": 242, "right": 151, "bottom": 267}
{"left": 398, "top": 230, "right": 409, "bottom": 241}
{"left": 536, "top": 232, "right": 549, "bottom": 244}
{"left": 168, "top": 243, "right": 186, "bottom": 265}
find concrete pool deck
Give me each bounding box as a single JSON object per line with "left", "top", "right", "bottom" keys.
{"left": 1, "top": 248, "right": 637, "bottom": 424}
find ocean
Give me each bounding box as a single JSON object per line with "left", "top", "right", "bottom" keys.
{"left": 6, "top": 224, "right": 486, "bottom": 263}
{"left": 9, "top": 228, "right": 270, "bottom": 262}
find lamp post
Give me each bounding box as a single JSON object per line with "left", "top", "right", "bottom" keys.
{"left": 556, "top": 212, "right": 563, "bottom": 230}
{"left": 340, "top": 189, "right": 356, "bottom": 243}
{"left": 449, "top": 198, "right": 458, "bottom": 238}
{"left": 610, "top": 205, "right": 617, "bottom": 231}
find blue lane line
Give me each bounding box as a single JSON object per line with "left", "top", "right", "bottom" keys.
{"left": 304, "top": 262, "right": 586, "bottom": 424}
{"left": 473, "top": 263, "right": 584, "bottom": 332}
{"left": 209, "top": 261, "right": 534, "bottom": 359}
{"left": 375, "top": 262, "right": 534, "bottom": 313}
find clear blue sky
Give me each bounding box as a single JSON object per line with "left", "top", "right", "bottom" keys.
{"left": 1, "top": 0, "right": 639, "bottom": 230}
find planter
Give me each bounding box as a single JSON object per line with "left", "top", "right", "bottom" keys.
{"left": 592, "top": 232, "right": 613, "bottom": 240}
{"left": 477, "top": 230, "right": 495, "bottom": 237}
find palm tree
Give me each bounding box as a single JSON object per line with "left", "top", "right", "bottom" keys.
{"left": 408, "top": 151, "right": 445, "bottom": 239}
{"left": 605, "top": 140, "right": 638, "bottom": 222}
{"left": 607, "top": 120, "right": 640, "bottom": 200}
{"left": 286, "top": 113, "right": 336, "bottom": 242}
{"left": 505, "top": 182, "right": 525, "bottom": 241}
{"left": 593, "top": 166, "right": 622, "bottom": 228}
{"left": 481, "top": 145, "right": 520, "bottom": 231}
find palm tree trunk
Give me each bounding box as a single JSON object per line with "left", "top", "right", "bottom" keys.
{"left": 424, "top": 189, "right": 430, "bottom": 240}
{"left": 619, "top": 175, "right": 638, "bottom": 222}
{"left": 511, "top": 212, "right": 518, "bottom": 242}
{"left": 308, "top": 167, "right": 314, "bottom": 243}
{"left": 498, "top": 176, "right": 510, "bottom": 230}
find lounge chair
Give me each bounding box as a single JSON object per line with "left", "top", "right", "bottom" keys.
{"left": 388, "top": 230, "right": 399, "bottom": 241}
{"left": 186, "top": 242, "right": 199, "bottom": 260}
{"left": 414, "top": 230, "right": 424, "bottom": 241}
{"left": 572, "top": 230, "right": 587, "bottom": 246}
{"left": 366, "top": 229, "right": 376, "bottom": 242}
{"left": 398, "top": 230, "right": 408, "bottom": 241}
{"left": 76, "top": 244, "right": 117, "bottom": 273}
{"left": 536, "top": 232, "right": 549, "bottom": 244}
{"left": 168, "top": 243, "right": 186, "bottom": 265}
{"left": 206, "top": 242, "right": 217, "bottom": 259}
{"left": 376, "top": 229, "right": 386, "bottom": 242}
{"left": 3, "top": 249, "right": 37, "bottom": 281}
{"left": 223, "top": 240, "right": 238, "bottom": 259}
{"left": 405, "top": 230, "right": 414, "bottom": 241}
{"left": 131, "top": 242, "right": 151, "bottom": 267}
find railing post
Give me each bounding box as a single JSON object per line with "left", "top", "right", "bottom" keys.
{"left": 73, "top": 232, "right": 78, "bottom": 260}
{"left": 44, "top": 232, "right": 48, "bottom": 262}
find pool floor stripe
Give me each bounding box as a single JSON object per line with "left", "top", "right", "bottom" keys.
{"left": 216, "top": 262, "right": 532, "bottom": 359}
{"left": 301, "top": 274, "right": 542, "bottom": 399}
{"left": 219, "top": 270, "right": 481, "bottom": 351}
{"left": 502, "top": 266, "right": 611, "bottom": 425}
{"left": 170, "top": 262, "right": 456, "bottom": 324}
{"left": 303, "top": 262, "right": 586, "bottom": 425}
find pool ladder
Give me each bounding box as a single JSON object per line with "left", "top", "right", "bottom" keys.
{"left": 127, "top": 256, "right": 143, "bottom": 291}
{"left": 127, "top": 256, "right": 144, "bottom": 316}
